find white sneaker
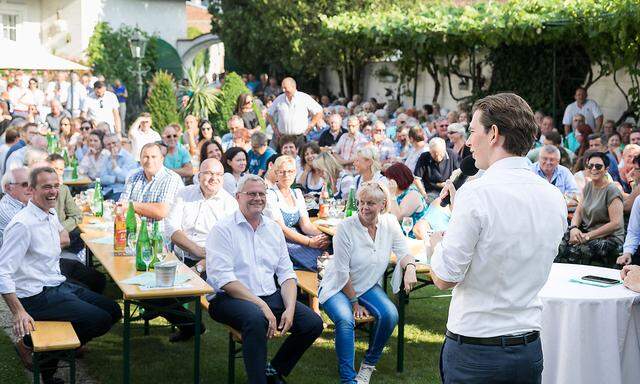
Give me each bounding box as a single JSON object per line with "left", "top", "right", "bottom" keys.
{"left": 355, "top": 362, "right": 376, "bottom": 384}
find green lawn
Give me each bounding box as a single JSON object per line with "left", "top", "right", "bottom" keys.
{"left": 0, "top": 330, "right": 29, "bottom": 384}
{"left": 1, "top": 286, "right": 450, "bottom": 384}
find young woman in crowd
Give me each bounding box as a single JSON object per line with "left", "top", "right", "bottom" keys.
{"left": 58, "top": 116, "right": 80, "bottom": 151}
{"left": 265, "top": 156, "right": 330, "bottom": 271}
{"left": 557, "top": 151, "right": 624, "bottom": 266}
{"left": 607, "top": 131, "right": 623, "bottom": 164}
{"left": 297, "top": 142, "right": 324, "bottom": 193}
{"left": 199, "top": 139, "right": 224, "bottom": 163}
{"left": 196, "top": 119, "right": 216, "bottom": 156}
{"left": 222, "top": 146, "right": 247, "bottom": 195}
{"left": 79, "top": 129, "right": 109, "bottom": 180}
{"left": 403, "top": 125, "right": 428, "bottom": 173}
{"left": 75, "top": 119, "right": 95, "bottom": 161}
{"left": 312, "top": 152, "right": 353, "bottom": 200}
{"left": 318, "top": 181, "right": 417, "bottom": 384}
{"left": 384, "top": 162, "right": 427, "bottom": 239}
{"left": 235, "top": 93, "right": 261, "bottom": 134}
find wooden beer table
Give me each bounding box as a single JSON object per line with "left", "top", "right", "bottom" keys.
{"left": 80, "top": 225, "right": 213, "bottom": 384}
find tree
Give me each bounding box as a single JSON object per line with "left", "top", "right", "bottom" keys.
{"left": 180, "top": 65, "right": 220, "bottom": 122}
{"left": 146, "top": 71, "right": 180, "bottom": 133}
{"left": 211, "top": 72, "right": 249, "bottom": 134}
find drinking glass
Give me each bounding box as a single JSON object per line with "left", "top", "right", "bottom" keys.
{"left": 155, "top": 250, "right": 167, "bottom": 264}
{"left": 126, "top": 233, "right": 136, "bottom": 256}
{"left": 402, "top": 217, "right": 414, "bottom": 236}
{"left": 142, "top": 249, "right": 153, "bottom": 272}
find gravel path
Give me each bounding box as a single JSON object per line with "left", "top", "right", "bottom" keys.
{"left": 0, "top": 300, "right": 100, "bottom": 383}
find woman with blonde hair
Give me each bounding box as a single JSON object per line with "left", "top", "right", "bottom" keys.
{"left": 319, "top": 181, "right": 417, "bottom": 384}
{"left": 265, "top": 155, "right": 330, "bottom": 271}
{"left": 353, "top": 146, "right": 385, "bottom": 191}
{"left": 312, "top": 151, "right": 353, "bottom": 200}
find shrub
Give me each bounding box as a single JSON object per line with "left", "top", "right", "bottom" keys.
{"left": 211, "top": 72, "right": 249, "bottom": 134}
{"left": 146, "top": 71, "right": 180, "bottom": 133}
{"left": 180, "top": 65, "right": 220, "bottom": 121}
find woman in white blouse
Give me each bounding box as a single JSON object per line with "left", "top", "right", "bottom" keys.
{"left": 352, "top": 146, "right": 386, "bottom": 192}
{"left": 318, "top": 181, "right": 417, "bottom": 384}
{"left": 266, "top": 155, "right": 330, "bottom": 271}
{"left": 78, "top": 129, "right": 109, "bottom": 180}
{"left": 221, "top": 146, "right": 247, "bottom": 195}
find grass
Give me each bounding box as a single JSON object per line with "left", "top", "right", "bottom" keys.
{"left": 1, "top": 285, "right": 451, "bottom": 384}
{"left": 0, "top": 330, "right": 29, "bottom": 384}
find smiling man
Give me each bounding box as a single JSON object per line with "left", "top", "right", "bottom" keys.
{"left": 0, "top": 167, "right": 121, "bottom": 383}
{"left": 430, "top": 93, "right": 567, "bottom": 384}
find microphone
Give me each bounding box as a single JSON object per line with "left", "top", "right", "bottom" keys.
{"left": 440, "top": 156, "right": 479, "bottom": 207}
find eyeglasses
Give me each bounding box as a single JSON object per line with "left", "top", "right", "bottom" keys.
{"left": 10, "top": 182, "right": 28, "bottom": 188}
{"left": 164, "top": 134, "right": 178, "bottom": 139}
{"left": 239, "top": 191, "right": 266, "bottom": 198}
{"left": 586, "top": 163, "right": 605, "bottom": 170}
{"left": 277, "top": 170, "right": 297, "bottom": 175}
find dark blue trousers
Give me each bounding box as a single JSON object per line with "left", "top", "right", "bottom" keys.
{"left": 20, "top": 282, "right": 121, "bottom": 378}
{"left": 440, "top": 336, "right": 543, "bottom": 384}
{"left": 209, "top": 291, "right": 324, "bottom": 384}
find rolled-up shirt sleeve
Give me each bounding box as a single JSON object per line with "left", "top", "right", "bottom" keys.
{"left": 623, "top": 197, "right": 640, "bottom": 255}
{"left": 430, "top": 188, "right": 482, "bottom": 283}
{"left": 0, "top": 222, "right": 29, "bottom": 294}
{"left": 274, "top": 227, "right": 296, "bottom": 286}
{"left": 205, "top": 225, "right": 237, "bottom": 291}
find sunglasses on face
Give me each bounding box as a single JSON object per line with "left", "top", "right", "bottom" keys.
{"left": 202, "top": 126, "right": 212, "bottom": 131}
{"left": 586, "top": 163, "right": 604, "bottom": 170}
{"left": 164, "top": 134, "right": 178, "bottom": 139}
{"left": 80, "top": 126, "right": 91, "bottom": 131}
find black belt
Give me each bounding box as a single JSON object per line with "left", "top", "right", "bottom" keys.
{"left": 445, "top": 330, "right": 539, "bottom": 346}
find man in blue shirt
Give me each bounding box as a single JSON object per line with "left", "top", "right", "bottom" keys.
{"left": 100, "top": 133, "right": 138, "bottom": 200}
{"left": 111, "top": 79, "right": 127, "bottom": 134}
{"left": 248, "top": 132, "right": 275, "bottom": 176}
{"left": 531, "top": 145, "right": 580, "bottom": 196}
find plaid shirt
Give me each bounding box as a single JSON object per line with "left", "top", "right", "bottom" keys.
{"left": 120, "top": 167, "right": 184, "bottom": 230}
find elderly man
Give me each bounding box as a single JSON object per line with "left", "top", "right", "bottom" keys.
{"left": 165, "top": 158, "right": 238, "bottom": 271}
{"left": 44, "top": 100, "right": 70, "bottom": 133}
{"left": 82, "top": 80, "right": 121, "bottom": 135}
{"left": 433, "top": 118, "right": 450, "bottom": 142}
{"left": 100, "top": 133, "right": 138, "bottom": 201}
{"left": 206, "top": 174, "right": 323, "bottom": 384}
{"left": 562, "top": 87, "right": 603, "bottom": 134}
{"left": 334, "top": 116, "right": 366, "bottom": 167}
{"left": 370, "top": 120, "right": 395, "bottom": 162}
{"left": 0, "top": 167, "right": 31, "bottom": 244}
{"left": 0, "top": 167, "right": 121, "bottom": 383}
{"left": 414, "top": 137, "right": 460, "bottom": 194}
{"left": 5, "top": 123, "right": 46, "bottom": 175}
{"left": 119, "top": 143, "right": 184, "bottom": 230}
{"left": 266, "top": 77, "right": 323, "bottom": 143}
{"left": 222, "top": 115, "right": 245, "bottom": 150}
{"left": 318, "top": 113, "right": 347, "bottom": 149}
{"left": 247, "top": 132, "right": 276, "bottom": 176}
{"left": 532, "top": 145, "right": 580, "bottom": 196}
{"left": 162, "top": 124, "right": 193, "bottom": 178}
{"left": 128, "top": 113, "right": 161, "bottom": 161}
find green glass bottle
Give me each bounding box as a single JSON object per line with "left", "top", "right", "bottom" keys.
{"left": 92, "top": 178, "right": 103, "bottom": 217}
{"left": 62, "top": 148, "right": 70, "bottom": 167}
{"left": 150, "top": 221, "right": 163, "bottom": 268}
{"left": 46, "top": 132, "right": 54, "bottom": 153}
{"left": 135, "top": 218, "right": 152, "bottom": 271}
{"left": 125, "top": 201, "right": 137, "bottom": 248}
{"left": 71, "top": 157, "right": 78, "bottom": 180}
{"left": 344, "top": 187, "right": 357, "bottom": 218}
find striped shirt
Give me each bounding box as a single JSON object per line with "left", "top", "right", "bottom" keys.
{"left": 0, "top": 194, "right": 25, "bottom": 247}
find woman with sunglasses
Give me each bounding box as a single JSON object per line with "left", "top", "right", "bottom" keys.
{"left": 78, "top": 129, "right": 109, "bottom": 180}
{"left": 265, "top": 155, "right": 330, "bottom": 272}
{"left": 235, "top": 93, "right": 261, "bottom": 135}
{"left": 195, "top": 120, "right": 217, "bottom": 159}
{"left": 222, "top": 146, "right": 247, "bottom": 195}
{"left": 447, "top": 122, "right": 472, "bottom": 160}
{"left": 557, "top": 151, "right": 624, "bottom": 266}
{"left": 75, "top": 120, "right": 95, "bottom": 161}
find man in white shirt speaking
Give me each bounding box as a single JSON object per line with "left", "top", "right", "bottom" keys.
{"left": 429, "top": 93, "right": 567, "bottom": 384}
{"left": 206, "top": 174, "right": 323, "bottom": 384}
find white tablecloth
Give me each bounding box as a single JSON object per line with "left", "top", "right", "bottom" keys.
{"left": 540, "top": 263, "right": 640, "bottom": 384}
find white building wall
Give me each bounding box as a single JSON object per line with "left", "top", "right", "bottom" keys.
{"left": 0, "top": 0, "right": 39, "bottom": 45}
{"left": 40, "top": 0, "right": 82, "bottom": 59}
{"left": 324, "top": 61, "right": 634, "bottom": 123}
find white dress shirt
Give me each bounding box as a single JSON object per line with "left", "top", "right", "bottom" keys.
{"left": 82, "top": 91, "right": 120, "bottom": 132}
{"left": 318, "top": 213, "right": 410, "bottom": 304}
{"left": 268, "top": 91, "right": 322, "bottom": 135}
{"left": 206, "top": 210, "right": 297, "bottom": 298}
{"left": 164, "top": 184, "right": 239, "bottom": 261}
{"left": 0, "top": 201, "right": 65, "bottom": 298}
{"left": 130, "top": 127, "right": 161, "bottom": 161}
{"left": 430, "top": 157, "right": 567, "bottom": 337}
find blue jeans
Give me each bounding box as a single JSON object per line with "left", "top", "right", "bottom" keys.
{"left": 440, "top": 336, "right": 543, "bottom": 384}
{"left": 322, "top": 285, "right": 398, "bottom": 384}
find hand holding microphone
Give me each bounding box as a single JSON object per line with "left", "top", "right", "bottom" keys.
{"left": 440, "top": 156, "right": 479, "bottom": 207}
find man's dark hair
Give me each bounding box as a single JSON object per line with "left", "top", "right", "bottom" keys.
{"left": 587, "top": 133, "right": 602, "bottom": 142}
{"left": 545, "top": 131, "right": 562, "bottom": 146}
{"left": 266, "top": 153, "right": 282, "bottom": 171}
{"left": 585, "top": 151, "right": 610, "bottom": 168}
{"left": 29, "top": 166, "right": 57, "bottom": 188}
{"left": 471, "top": 93, "right": 537, "bottom": 156}
{"left": 46, "top": 153, "right": 64, "bottom": 163}
{"left": 93, "top": 80, "right": 106, "bottom": 89}
{"left": 4, "top": 127, "right": 19, "bottom": 144}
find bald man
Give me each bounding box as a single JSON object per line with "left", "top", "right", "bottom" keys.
{"left": 267, "top": 77, "right": 322, "bottom": 144}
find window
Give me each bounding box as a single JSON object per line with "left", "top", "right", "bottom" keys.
{"left": 1, "top": 14, "right": 18, "bottom": 41}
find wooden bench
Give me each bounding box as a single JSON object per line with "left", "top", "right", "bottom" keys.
{"left": 30, "top": 321, "right": 81, "bottom": 384}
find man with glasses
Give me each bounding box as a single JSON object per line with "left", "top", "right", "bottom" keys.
{"left": 99, "top": 133, "right": 137, "bottom": 201}
{"left": 221, "top": 115, "right": 244, "bottom": 151}
{"left": 0, "top": 167, "right": 121, "bottom": 384}
{"left": 128, "top": 112, "right": 160, "bottom": 161}
{"left": 207, "top": 174, "right": 323, "bottom": 384}
{"left": 4, "top": 123, "right": 47, "bottom": 176}
{"left": 370, "top": 120, "right": 395, "bottom": 163}
{"left": 434, "top": 118, "right": 451, "bottom": 143}
{"left": 531, "top": 145, "right": 580, "bottom": 196}
{"left": 81, "top": 80, "right": 121, "bottom": 135}
{"left": 0, "top": 167, "right": 31, "bottom": 245}
{"left": 162, "top": 124, "right": 193, "bottom": 178}
{"left": 318, "top": 113, "right": 347, "bottom": 149}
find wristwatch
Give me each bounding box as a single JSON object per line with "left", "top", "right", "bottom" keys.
{"left": 195, "top": 264, "right": 204, "bottom": 274}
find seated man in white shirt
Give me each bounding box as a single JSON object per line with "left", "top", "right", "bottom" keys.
{"left": 128, "top": 113, "right": 161, "bottom": 161}
{"left": 430, "top": 93, "right": 567, "bottom": 384}
{"left": 165, "top": 158, "right": 238, "bottom": 271}
{"left": 0, "top": 167, "right": 121, "bottom": 384}
{"left": 206, "top": 174, "right": 323, "bottom": 384}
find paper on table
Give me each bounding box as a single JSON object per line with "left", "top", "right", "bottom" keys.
{"left": 139, "top": 283, "right": 192, "bottom": 291}
{"left": 121, "top": 272, "right": 192, "bottom": 286}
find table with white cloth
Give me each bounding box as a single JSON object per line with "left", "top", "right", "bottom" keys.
{"left": 539, "top": 263, "right": 640, "bottom": 384}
